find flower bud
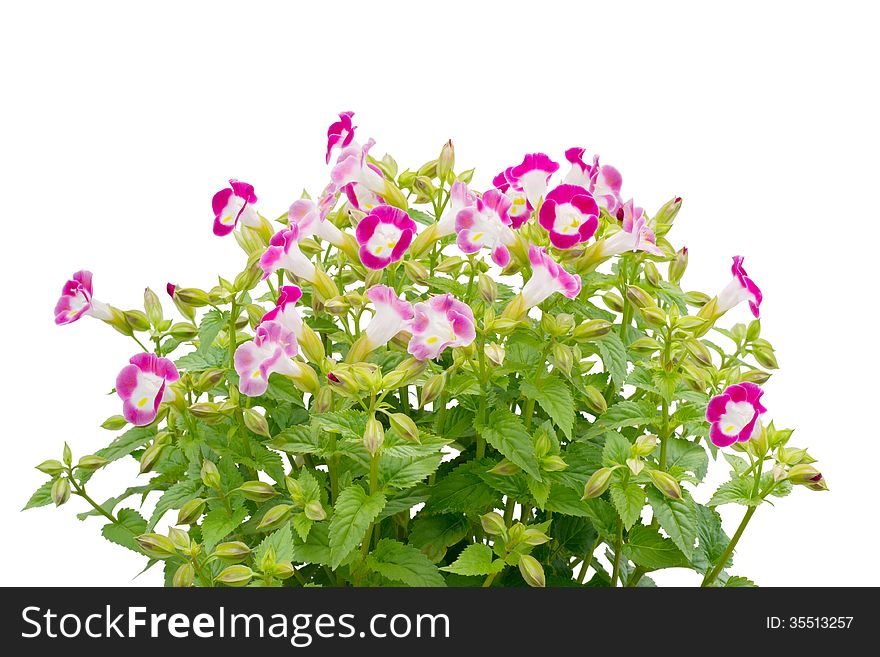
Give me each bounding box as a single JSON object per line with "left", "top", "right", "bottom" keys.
{"left": 420, "top": 372, "right": 447, "bottom": 407}
{"left": 216, "top": 565, "right": 254, "bottom": 587}
{"left": 413, "top": 175, "right": 437, "bottom": 201}
{"left": 491, "top": 317, "right": 522, "bottom": 334}
{"left": 740, "top": 369, "right": 771, "bottom": 384}
{"left": 242, "top": 408, "right": 271, "bottom": 438}
{"left": 644, "top": 262, "right": 661, "bottom": 287}
{"left": 169, "top": 322, "right": 199, "bottom": 340}
{"left": 167, "top": 527, "right": 191, "bottom": 552}
{"left": 304, "top": 500, "right": 327, "bottom": 521}
{"left": 458, "top": 168, "right": 475, "bottom": 184}
{"left": 752, "top": 342, "right": 779, "bottom": 369}
{"left": 144, "top": 287, "right": 164, "bottom": 327}
{"left": 488, "top": 459, "right": 521, "bottom": 476}
{"left": 234, "top": 262, "right": 263, "bottom": 293}
{"left": 298, "top": 324, "right": 326, "bottom": 364}
{"left": 486, "top": 342, "right": 507, "bottom": 366}
{"left": 101, "top": 414, "right": 128, "bottom": 431}
{"left": 684, "top": 291, "right": 712, "bottom": 307}
{"left": 654, "top": 196, "right": 682, "bottom": 234}
{"left": 640, "top": 306, "right": 667, "bottom": 328}
{"left": 327, "top": 367, "right": 360, "bottom": 395}
{"left": 36, "top": 460, "right": 65, "bottom": 476}
{"left": 364, "top": 414, "right": 385, "bottom": 456}
{"left": 582, "top": 385, "right": 608, "bottom": 414}
{"left": 777, "top": 447, "right": 806, "bottom": 465}
{"left": 669, "top": 247, "right": 688, "bottom": 284}
{"left": 522, "top": 527, "right": 550, "bottom": 546}
{"left": 312, "top": 386, "right": 333, "bottom": 413}
{"left": 51, "top": 477, "right": 71, "bottom": 506}
{"left": 62, "top": 442, "right": 72, "bottom": 466}
{"left": 123, "top": 309, "right": 151, "bottom": 333}
{"left": 685, "top": 338, "right": 713, "bottom": 366}
{"left": 518, "top": 554, "right": 545, "bottom": 588}
{"left": 352, "top": 363, "right": 383, "bottom": 394}
{"left": 285, "top": 476, "right": 305, "bottom": 503}
{"left": 437, "top": 140, "right": 455, "bottom": 182}
{"left": 630, "top": 337, "right": 662, "bottom": 351}
{"left": 188, "top": 402, "right": 227, "bottom": 423}
{"left": 269, "top": 561, "right": 296, "bottom": 580}
{"left": 627, "top": 457, "right": 645, "bottom": 476}
{"left": 236, "top": 480, "right": 278, "bottom": 502}
{"left": 602, "top": 292, "right": 625, "bottom": 313}
{"left": 541, "top": 455, "right": 569, "bottom": 472}
{"left": 200, "top": 460, "right": 221, "bottom": 490}
{"left": 572, "top": 319, "right": 613, "bottom": 342}
{"left": 312, "top": 267, "right": 340, "bottom": 302}
{"left": 627, "top": 285, "right": 657, "bottom": 310}
{"left": 173, "top": 562, "right": 195, "bottom": 588}
{"left": 648, "top": 470, "right": 682, "bottom": 500}
{"left": 194, "top": 369, "right": 225, "bottom": 393}
{"left": 135, "top": 533, "right": 177, "bottom": 559}
{"left": 211, "top": 541, "right": 252, "bottom": 563}
{"left": 403, "top": 260, "right": 429, "bottom": 285}
{"left": 176, "top": 498, "right": 207, "bottom": 525}
{"left": 139, "top": 440, "right": 166, "bottom": 474}
{"left": 478, "top": 272, "right": 497, "bottom": 304}
{"left": 480, "top": 512, "right": 506, "bottom": 536}
{"left": 257, "top": 504, "right": 294, "bottom": 531}
{"left": 388, "top": 412, "right": 420, "bottom": 443}
{"left": 787, "top": 464, "right": 823, "bottom": 486}
{"left": 290, "top": 363, "right": 321, "bottom": 396}
{"left": 541, "top": 314, "right": 561, "bottom": 337}
{"left": 633, "top": 434, "right": 658, "bottom": 456}
{"left": 677, "top": 315, "right": 709, "bottom": 334}
{"left": 582, "top": 467, "right": 614, "bottom": 499}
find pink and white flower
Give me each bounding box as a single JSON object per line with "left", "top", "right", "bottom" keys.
{"left": 212, "top": 179, "right": 259, "bottom": 237}
{"left": 563, "top": 147, "right": 592, "bottom": 188}
{"left": 408, "top": 294, "right": 476, "bottom": 361}
{"left": 288, "top": 189, "right": 346, "bottom": 247}
{"left": 455, "top": 190, "right": 516, "bottom": 267}
{"left": 325, "top": 111, "right": 356, "bottom": 164}
{"left": 342, "top": 181, "right": 384, "bottom": 212}
{"left": 356, "top": 205, "right": 416, "bottom": 270}
{"left": 504, "top": 153, "right": 560, "bottom": 207}
{"left": 563, "top": 148, "right": 624, "bottom": 214}
{"left": 54, "top": 270, "right": 112, "bottom": 325}
{"left": 706, "top": 382, "right": 767, "bottom": 448}
{"left": 538, "top": 184, "right": 600, "bottom": 249}
{"left": 364, "top": 285, "right": 414, "bottom": 349}
{"left": 330, "top": 138, "right": 386, "bottom": 197}
{"left": 261, "top": 285, "right": 304, "bottom": 339}
{"left": 716, "top": 256, "right": 763, "bottom": 318}
{"left": 492, "top": 171, "right": 531, "bottom": 229}
{"left": 599, "top": 200, "right": 663, "bottom": 257}
{"left": 436, "top": 181, "right": 477, "bottom": 236}
{"left": 259, "top": 224, "right": 317, "bottom": 282}
{"left": 521, "top": 246, "right": 582, "bottom": 308}
{"left": 115, "top": 353, "right": 179, "bottom": 426}
{"left": 234, "top": 320, "right": 301, "bottom": 397}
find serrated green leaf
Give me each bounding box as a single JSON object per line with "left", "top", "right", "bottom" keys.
{"left": 148, "top": 477, "right": 202, "bottom": 530}
{"left": 367, "top": 539, "right": 446, "bottom": 586}
{"left": 709, "top": 477, "right": 759, "bottom": 507}
{"left": 409, "top": 514, "right": 469, "bottom": 563}
{"left": 625, "top": 525, "right": 689, "bottom": 570}
{"left": 596, "top": 333, "right": 628, "bottom": 388}
{"left": 583, "top": 400, "right": 656, "bottom": 440}
{"left": 380, "top": 453, "right": 443, "bottom": 489}
{"left": 101, "top": 508, "right": 147, "bottom": 552}
{"left": 201, "top": 506, "right": 249, "bottom": 549}
{"left": 22, "top": 480, "right": 55, "bottom": 511}
{"left": 528, "top": 477, "right": 551, "bottom": 510}
{"left": 478, "top": 409, "right": 541, "bottom": 480}
{"left": 724, "top": 575, "right": 757, "bottom": 587}
{"left": 197, "top": 310, "right": 226, "bottom": 355}
{"left": 425, "top": 460, "right": 500, "bottom": 513}
{"left": 313, "top": 410, "right": 366, "bottom": 441}
{"left": 328, "top": 485, "right": 386, "bottom": 569}
{"left": 292, "top": 513, "right": 313, "bottom": 543}
{"left": 292, "top": 521, "right": 332, "bottom": 565}
{"left": 646, "top": 487, "right": 697, "bottom": 559}
{"left": 440, "top": 543, "right": 504, "bottom": 577}
{"left": 255, "top": 521, "right": 294, "bottom": 564}
{"left": 664, "top": 438, "right": 709, "bottom": 482}
{"left": 602, "top": 433, "right": 631, "bottom": 466}
{"left": 693, "top": 504, "right": 731, "bottom": 573}
{"left": 610, "top": 481, "right": 645, "bottom": 530}
{"left": 520, "top": 374, "right": 575, "bottom": 439}
{"left": 269, "top": 425, "right": 328, "bottom": 456}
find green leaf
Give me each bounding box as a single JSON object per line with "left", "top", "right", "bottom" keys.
{"left": 197, "top": 310, "right": 226, "bottom": 355}
{"left": 549, "top": 516, "right": 597, "bottom": 559}
{"left": 22, "top": 480, "right": 55, "bottom": 510}
{"left": 201, "top": 506, "right": 249, "bottom": 549}
{"left": 174, "top": 347, "right": 227, "bottom": 371}
{"left": 602, "top": 433, "right": 631, "bottom": 466}
{"left": 610, "top": 482, "right": 645, "bottom": 530}
{"left": 646, "top": 487, "right": 698, "bottom": 559}
{"left": 528, "top": 477, "right": 551, "bottom": 510}
{"left": 96, "top": 426, "right": 156, "bottom": 463}
{"left": 409, "top": 514, "right": 470, "bottom": 563}
{"left": 625, "top": 525, "right": 689, "bottom": 570}
{"left": 596, "top": 333, "right": 628, "bottom": 388}
{"left": 255, "top": 521, "right": 294, "bottom": 564}
{"left": 367, "top": 539, "right": 446, "bottom": 587}
{"left": 694, "top": 504, "right": 731, "bottom": 573}
{"left": 671, "top": 402, "right": 707, "bottom": 429}
{"left": 724, "top": 575, "right": 757, "bottom": 587}
{"left": 269, "top": 425, "right": 328, "bottom": 456}
{"left": 407, "top": 208, "right": 435, "bottom": 226}
{"left": 148, "top": 477, "right": 202, "bottom": 530}
{"left": 722, "top": 453, "right": 749, "bottom": 476}
{"left": 380, "top": 453, "right": 443, "bottom": 489}
{"left": 313, "top": 410, "right": 366, "bottom": 441}
{"left": 379, "top": 488, "right": 430, "bottom": 519}
{"left": 292, "top": 513, "right": 313, "bottom": 543}
{"left": 101, "top": 508, "right": 147, "bottom": 552}
{"left": 520, "top": 374, "right": 575, "bottom": 439}
{"left": 477, "top": 409, "right": 541, "bottom": 480}
{"left": 664, "top": 438, "right": 709, "bottom": 483}
{"left": 328, "top": 485, "right": 386, "bottom": 569}
{"left": 292, "top": 521, "right": 333, "bottom": 565}
{"left": 425, "top": 460, "right": 500, "bottom": 513}
{"left": 440, "top": 543, "right": 504, "bottom": 577}
{"left": 583, "top": 400, "right": 656, "bottom": 439}
{"left": 709, "top": 477, "right": 760, "bottom": 507}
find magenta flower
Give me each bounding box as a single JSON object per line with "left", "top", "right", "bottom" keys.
{"left": 706, "top": 382, "right": 767, "bottom": 447}
{"left": 330, "top": 138, "right": 386, "bottom": 198}
{"left": 212, "top": 179, "right": 258, "bottom": 237}
{"left": 599, "top": 200, "right": 663, "bottom": 257}
{"left": 538, "top": 184, "right": 600, "bottom": 249}
{"left": 504, "top": 153, "right": 560, "bottom": 207}
{"left": 563, "top": 148, "right": 624, "bottom": 214}
{"left": 166, "top": 283, "right": 177, "bottom": 298}
{"left": 259, "top": 224, "right": 317, "bottom": 282}
{"left": 342, "top": 182, "right": 384, "bottom": 212}
{"left": 455, "top": 190, "right": 516, "bottom": 267}
{"left": 261, "top": 285, "right": 304, "bottom": 339}
{"left": 364, "top": 285, "right": 415, "bottom": 349}
{"left": 716, "top": 256, "right": 763, "bottom": 318}
{"left": 521, "top": 246, "right": 582, "bottom": 309}
{"left": 563, "top": 147, "right": 591, "bottom": 188}
{"left": 54, "top": 270, "right": 112, "bottom": 325}
{"left": 408, "top": 294, "right": 476, "bottom": 361}
{"left": 288, "top": 188, "right": 346, "bottom": 247}
{"left": 325, "top": 111, "right": 356, "bottom": 164}
{"left": 115, "top": 353, "right": 179, "bottom": 426}
{"left": 234, "top": 321, "right": 301, "bottom": 397}
{"left": 356, "top": 205, "right": 416, "bottom": 270}
{"left": 492, "top": 171, "right": 531, "bottom": 229}
{"left": 436, "top": 181, "right": 477, "bottom": 237}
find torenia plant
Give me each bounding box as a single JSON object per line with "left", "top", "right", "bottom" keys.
{"left": 28, "top": 112, "right": 826, "bottom": 588}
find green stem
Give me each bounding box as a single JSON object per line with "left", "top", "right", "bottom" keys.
{"left": 131, "top": 334, "right": 150, "bottom": 352}
{"left": 523, "top": 397, "right": 536, "bottom": 430}
{"left": 503, "top": 497, "right": 516, "bottom": 526}
{"left": 577, "top": 539, "right": 596, "bottom": 584}
{"left": 475, "top": 333, "right": 488, "bottom": 459}
{"left": 610, "top": 518, "right": 624, "bottom": 587}
{"left": 627, "top": 565, "right": 648, "bottom": 587}
{"left": 659, "top": 398, "right": 670, "bottom": 470}
{"left": 482, "top": 569, "right": 502, "bottom": 587}
{"left": 69, "top": 477, "right": 123, "bottom": 528}
{"left": 701, "top": 506, "right": 756, "bottom": 587}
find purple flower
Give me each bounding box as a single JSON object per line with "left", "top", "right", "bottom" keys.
{"left": 504, "top": 153, "right": 560, "bottom": 206}
{"left": 521, "top": 247, "right": 582, "bottom": 309}
{"left": 116, "top": 353, "right": 179, "bottom": 426}
{"left": 259, "top": 224, "right": 317, "bottom": 282}
{"left": 212, "top": 179, "right": 258, "bottom": 237}
{"left": 355, "top": 205, "right": 416, "bottom": 270}
{"left": 716, "top": 256, "right": 763, "bottom": 318}
{"left": 455, "top": 189, "right": 516, "bottom": 267}
{"left": 538, "top": 184, "right": 600, "bottom": 249}
{"left": 54, "top": 270, "right": 112, "bottom": 325}
{"left": 599, "top": 200, "right": 663, "bottom": 257}
{"left": 234, "top": 321, "right": 301, "bottom": 397}
{"left": 325, "top": 111, "right": 356, "bottom": 164}
{"left": 706, "top": 382, "right": 767, "bottom": 447}
{"left": 407, "top": 294, "right": 476, "bottom": 361}
{"left": 261, "top": 285, "right": 304, "bottom": 339}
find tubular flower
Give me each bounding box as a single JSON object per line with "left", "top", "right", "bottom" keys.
{"left": 408, "top": 294, "right": 476, "bottom": 361}
{"left": 349, "top": 285, "right": 416, "bottom": 362}
{"left": 261, "top": 285, "right": 304, "bottom": 339}
{"left": 521, "top": 246, "right": 582, "bottom": 309}
{"left": 563, "top": 147, "right": 591, "bottom": 188}
{"left": 54, "top": 270, "right": 112, "bottom": 325}
{"left": 599, "top": 200, "right": 663, "bottom": 257}
{"left": 259, "top": 224, "right": 316, "bottom": 281}
{"left": 706, "top": 382, "right": 767, "bottom": 447}
{"left": 330, "top": 138, "right": 386, "bottom": 197}
{"left": 234, "top": 321, "right": 301, "bottom": 397}
{"left": 436, "top": 180, "right": 477, "bottom": 237}
{"left": 504, "top": 153, "right": 560, "bottom": 207}
{"left": 492, "top": 171, "right": 531, "bottom": 230}
{"left": 455, "top": 190, "right": 516, "bottom": 267}
{"left": 115, "top": 353, "right": 179, "bottom": 426}
{"left": 288, "top": 190, "right": 346, "bottom": 247}
{"left": 325, "top": 111, "right": 356, "bottom": 164}
{"left": 564, "top": 148, "right": 624, "bottom": 214}
{"left": 342, "top": 181, "right": 384, "bottom": 212}
{"left": 716, "top": 256, "right": 763, "bottom": 318}
{"left": 212, "top": 179, "right": 259, "bottom": 237}
{"left": 538, "top": 184, "right": 600, "bottom": 249}
{"left": 356, "top": 205, "right": 416, "bottom": 270}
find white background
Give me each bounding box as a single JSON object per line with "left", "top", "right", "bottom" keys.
{"left": 2, "top": 0, "right": 877, "bottom": 586}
